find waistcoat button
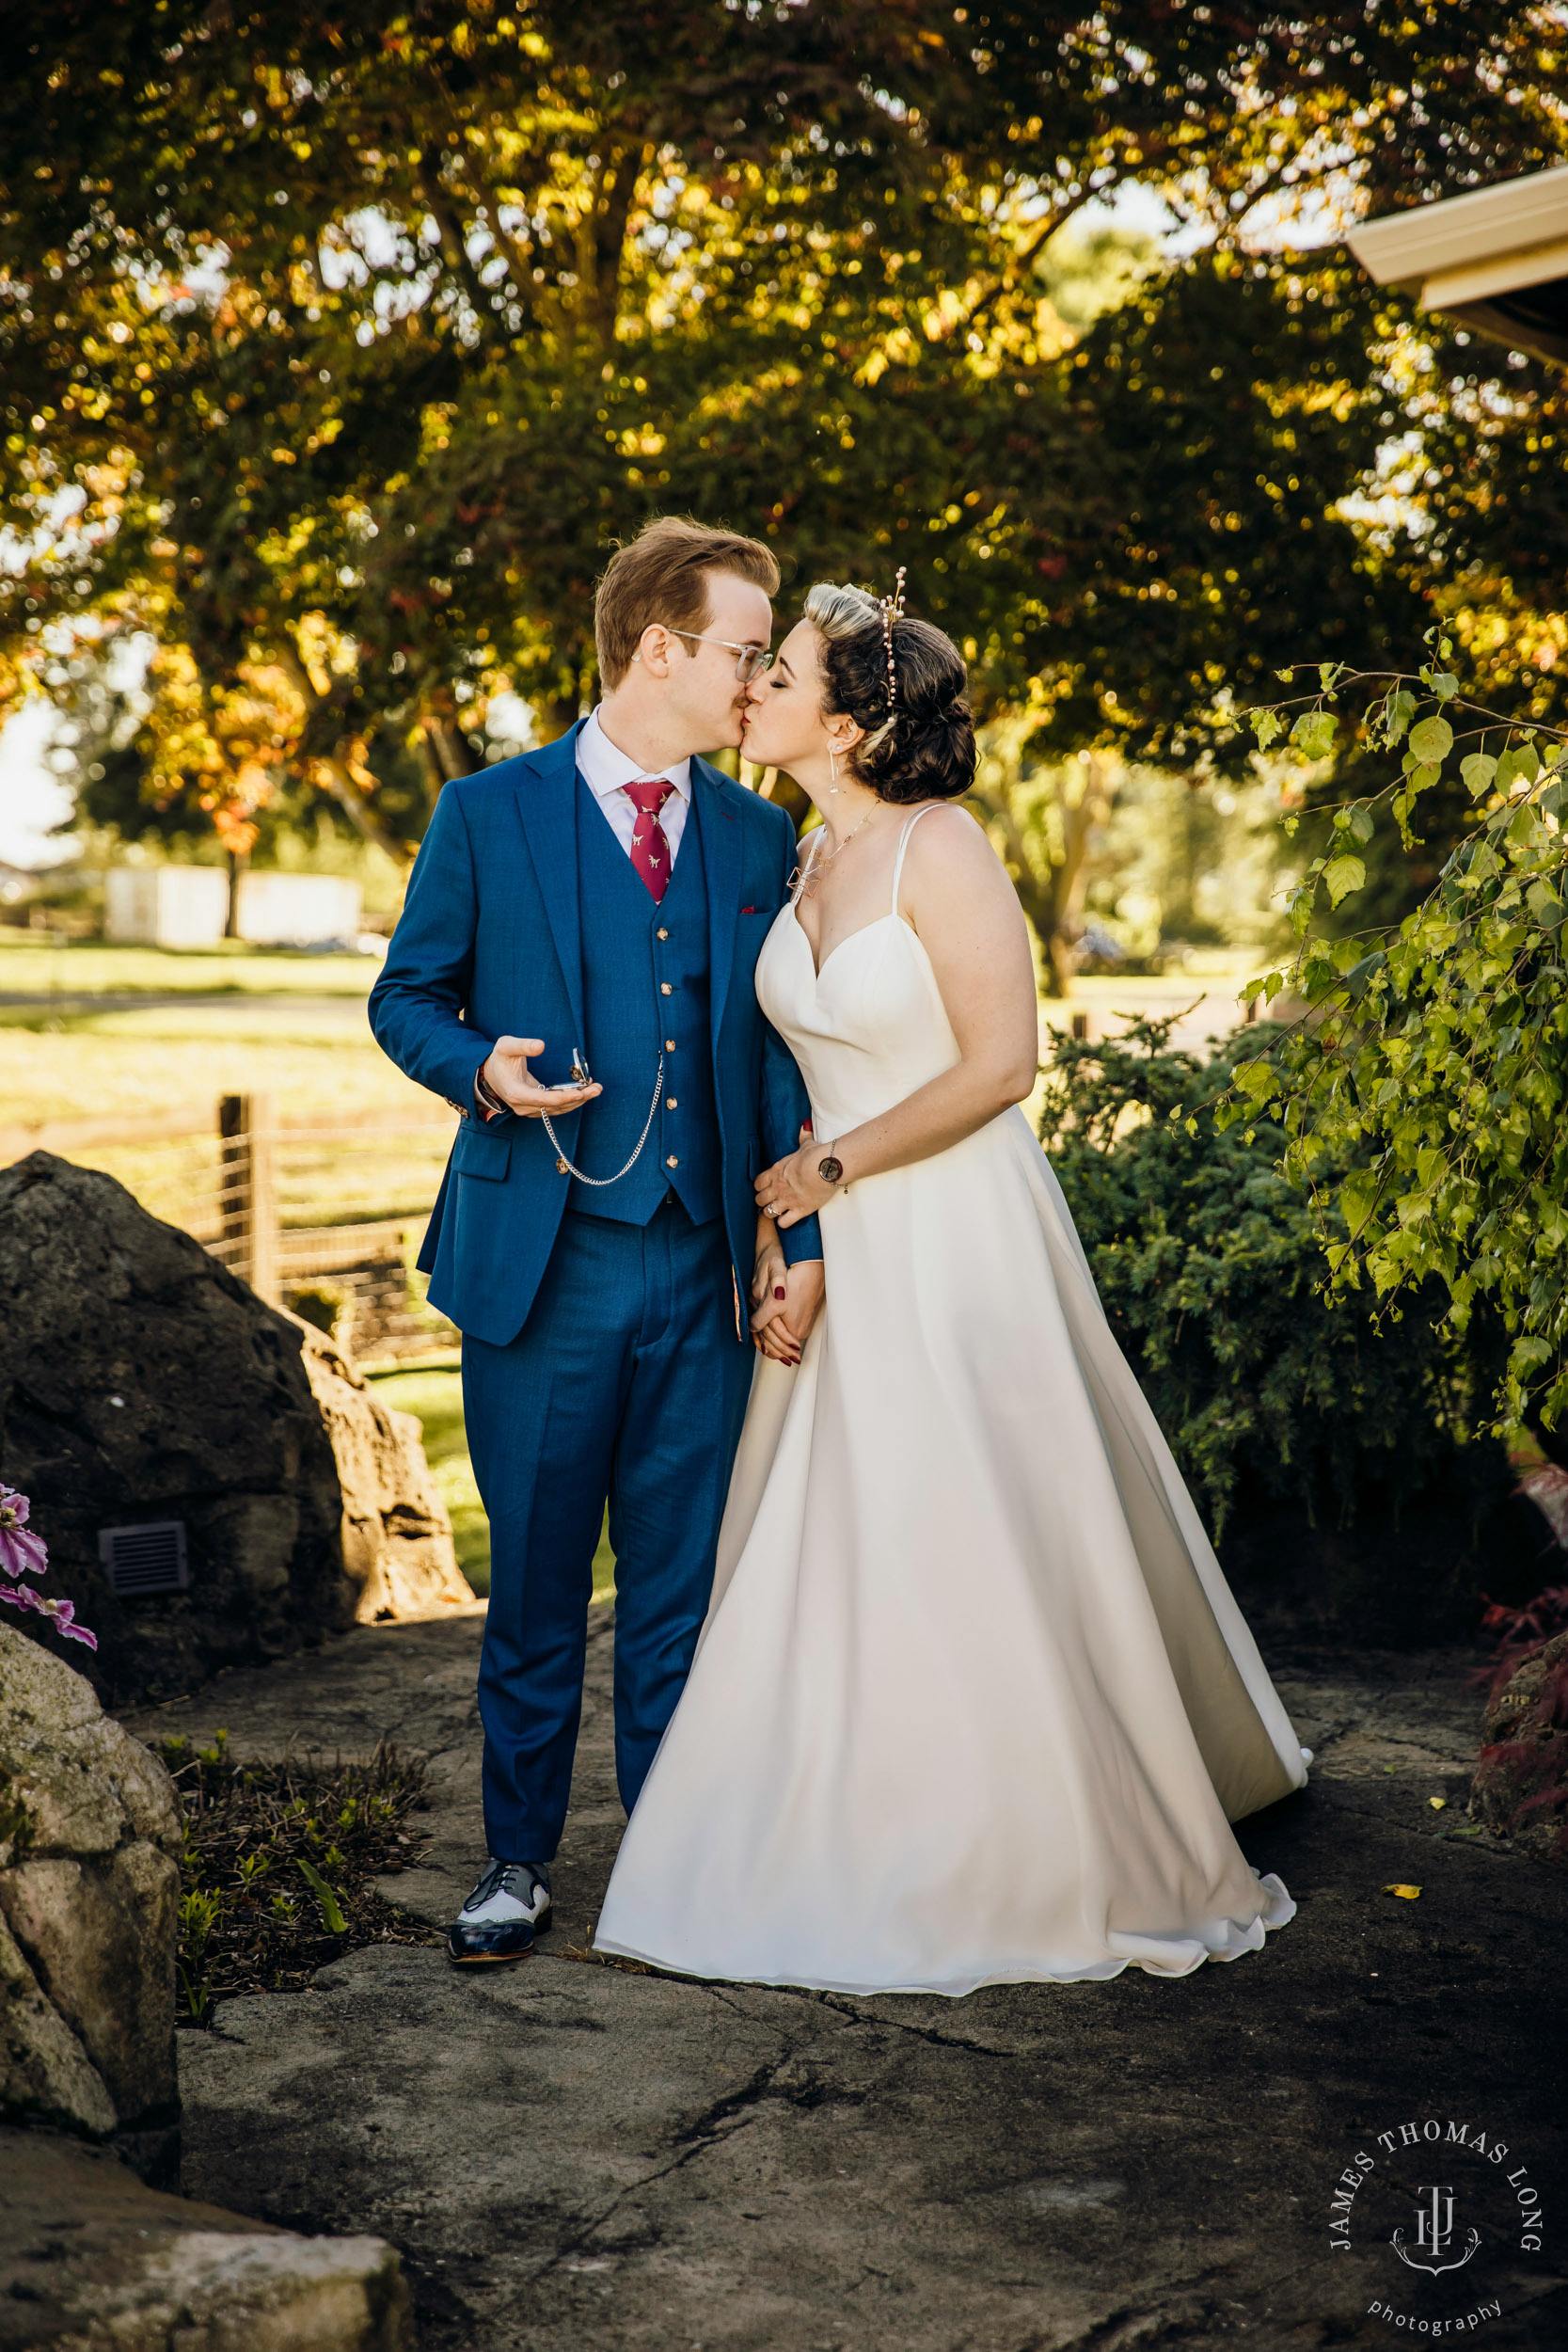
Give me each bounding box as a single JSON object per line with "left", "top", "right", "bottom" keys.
{"left": 665, "top": 1038, "right": 676, "bottom": 1052}
{"left": 660, "top": 981, "right": 673, "bottom": 995}
{"left": 666, "top": 1154, "right": 679, "bottom": 1168}
{"left": 657, "top": 927, "right": 669, "bottom": 941}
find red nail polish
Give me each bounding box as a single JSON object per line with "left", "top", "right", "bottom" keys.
{"left": 774, "top": 1285, "right": 785, "bottom": 1299}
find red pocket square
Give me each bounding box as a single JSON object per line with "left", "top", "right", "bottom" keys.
{"left": 740, "top": 905, "right": 756, "bottom": 914}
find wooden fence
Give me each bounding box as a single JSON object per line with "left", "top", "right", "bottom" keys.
{"left": 0, "top": 1096, "right": 459, "bottom": 1365}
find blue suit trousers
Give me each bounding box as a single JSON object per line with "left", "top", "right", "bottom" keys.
{"left": 462, "top": 1197, "right": 755, "bottom": 1863}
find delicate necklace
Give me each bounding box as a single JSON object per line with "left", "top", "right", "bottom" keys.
{"left": 790, "top": 804, "right": 879, "bottom": 900}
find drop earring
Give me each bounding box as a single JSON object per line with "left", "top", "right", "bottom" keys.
{"left": 829, "top": 741, "right": 841, "bottom": 796}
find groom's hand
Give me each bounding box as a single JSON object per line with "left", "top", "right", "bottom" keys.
{"left": 479, "top": 1036, "right": 602, "bottom": 1119}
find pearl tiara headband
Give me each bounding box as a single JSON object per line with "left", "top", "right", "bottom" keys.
{"left": 879, "top": 566, "right": 907, "bottom": 708}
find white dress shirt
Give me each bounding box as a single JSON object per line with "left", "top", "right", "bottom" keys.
{"left": 576, "top": 707, "right": 691, "bottom": 865}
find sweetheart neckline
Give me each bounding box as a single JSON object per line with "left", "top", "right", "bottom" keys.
{"left": 788, "top": 905, "right": 914, "bottom": 984}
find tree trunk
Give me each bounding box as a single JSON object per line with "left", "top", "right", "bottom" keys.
{"left": 312, "top": 755, "right": 417, "bottom": 869}
{"left": 423, "top": 718, "right": 472, "bottom": 784}
{"left": 224, "top": 849, "right": 248, "bottom": 941}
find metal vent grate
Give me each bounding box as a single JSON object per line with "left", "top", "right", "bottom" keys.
{"left": 98, "top": 1521, "right": 189, "bottom": 1598}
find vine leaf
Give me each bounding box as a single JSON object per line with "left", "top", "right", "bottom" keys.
{"left": 1323, "top": 852, "right": 1366, "bottom": 907}
{"left": 1408, "top": 715, "right": 1452, "bottom": 764}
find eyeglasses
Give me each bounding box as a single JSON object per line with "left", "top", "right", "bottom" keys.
{"left": 662, "top": 628, "right": 776, "bottom": 684}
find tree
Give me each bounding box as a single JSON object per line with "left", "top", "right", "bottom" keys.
{"left": 4, "top": 4, "right": 1565, "bottom": 866}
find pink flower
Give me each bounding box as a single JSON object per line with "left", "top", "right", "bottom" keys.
{"left": 0, "top": 1487, "right": 47, "bottom": 1581}
{"left": 0, "top": 1489, "right": 95, "bottom": 1650}
{"left": 0, "top": 1581, "right": 97, "bottom": 1650}
{"left": 40, "top": 1595, "right": 98, "bottom": 1652}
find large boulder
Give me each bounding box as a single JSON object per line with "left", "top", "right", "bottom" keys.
{"left": 0, "top": 2127, "right": 413, "bottom": 2352}
{"left": 0, "top": 1155, "right": 470, "bottom": 1708}
{"left": 294, "top": 1322, "right": 472, "bottom": 1624}
{"left": 0, "top": 1626, "right": 181, "bottom": 2170}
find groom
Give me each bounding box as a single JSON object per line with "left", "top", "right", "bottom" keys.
{"left": 369, "top": 516, "right": 823, "bottom": 1963}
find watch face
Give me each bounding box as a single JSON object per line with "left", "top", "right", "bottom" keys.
{"left": 817, "top": 1154, "right": 845, "bottom": 1185}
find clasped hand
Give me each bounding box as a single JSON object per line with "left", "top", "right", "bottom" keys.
{"left": 479, "top": 1035, "right": 603, "bottom": 1118}
{"left": 749, "top": 1242, "right": 824, "bottom": 1368}
{"left": 754, "top": 1142, "right": 835, "bottom": 1229}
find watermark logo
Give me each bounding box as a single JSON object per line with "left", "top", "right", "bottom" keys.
{"left": 1392, "top": 2185, "right": 1480, "bottom": 2278}
{"left": 1325, "top": 2116, "right": 1544, "bottom": 2333}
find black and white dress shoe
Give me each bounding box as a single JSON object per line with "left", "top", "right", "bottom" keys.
{"left": 447, "top": 1858, "right": 552, "bottom": 1964}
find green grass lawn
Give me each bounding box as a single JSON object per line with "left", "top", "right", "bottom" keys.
{"left": 0, "top": 999, "right": 428, "bottom": 1128}
{"left": 0, "top": 931, "right": 381, "bottom": 999}
{"left": 368, "top": 1363, "right": 615, "bottom": 1606}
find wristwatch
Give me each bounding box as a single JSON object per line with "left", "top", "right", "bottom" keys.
{"left": 816, "top": 1153, "right": 846, "bottom": 1186}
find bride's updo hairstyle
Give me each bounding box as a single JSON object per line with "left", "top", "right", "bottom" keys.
{"left": 802, "top": 581, "right": 976, "bottom": 805}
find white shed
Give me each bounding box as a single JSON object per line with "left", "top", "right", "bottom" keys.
{"left": 104, "top": 866, "right": 230, "bottom": 949}
{"left": 233, "top": 871, "right": 362, "bottom": 946}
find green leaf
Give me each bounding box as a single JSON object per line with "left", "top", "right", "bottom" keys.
{"left": 1385, "top": 688, "right": 1418, "bottom": 746}
{"left": 296, "top": 1855, "right": 349, "bottom": 1935}
{"left": 1431, "top": 673, "right": 1459, "bottom": 701}
{"left": 1249, "top": 707, "right": 1283, "bottom": 750}
{"left": 1461, "top": 753, "right": 1497, "bottom": 797}
{"left": 1286, "top": 876, "right": 1319, "bottom": 932}
{"left": 1343, "top": 949, "right": 1386, "bottom": 1002}
{"left": 1322, "top": 853, "right": 1366, "bottom": 908}
{"left": 1494, "top": 742, "right": 1539, "bottom": 793}
{"left": 1236, "top": 1058, "right": 1279, "bottom": 1099}
{"left": 1342, "top": 803, "right": 1375, "bottom": 845}
{"left": 1527, "top": 879, "right": 1566, "bottom": 930}
{"left": 1290, "top": 708, "right": 1338, "bottom": 760}
{"left": 1341, "top": 1170, "right": 1380, "bottom": 1232}
{"left": 1407, "top": 716, "right": 1453, "bottom": 765}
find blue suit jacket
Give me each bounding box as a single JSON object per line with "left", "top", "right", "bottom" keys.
{"left": 368, "top": 724, "right": 820, "bottom": 1347}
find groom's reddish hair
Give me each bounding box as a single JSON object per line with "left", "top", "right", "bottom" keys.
{"left": 595, "top": 516, "right": 779, "bottom": 690}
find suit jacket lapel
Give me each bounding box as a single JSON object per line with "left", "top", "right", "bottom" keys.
{"left": 691, "top": 759, "right": 740, "bottom": 1058}
{"left": 513, "top": 724, "right": 586, "bottom": 1043}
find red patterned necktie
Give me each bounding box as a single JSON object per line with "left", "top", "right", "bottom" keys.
{"left": 624, "top": 777, "right": 676, "bottom": 903}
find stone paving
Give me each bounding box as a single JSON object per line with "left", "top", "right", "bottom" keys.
{"left": 127, "top": 1613, "right": 1568, "bottom": 2351}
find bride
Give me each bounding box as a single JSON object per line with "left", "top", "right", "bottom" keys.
{"left": 593, "top": 580, "right": 1310, "bottom": 1996}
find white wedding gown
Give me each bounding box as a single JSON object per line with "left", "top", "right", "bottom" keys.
{"left": 594, "top": 809, "right": 1309, "bottom": 1995}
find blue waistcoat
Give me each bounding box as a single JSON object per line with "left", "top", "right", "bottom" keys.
{"left": 568, "top": 777, "right": 721, "bottom": 1227}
